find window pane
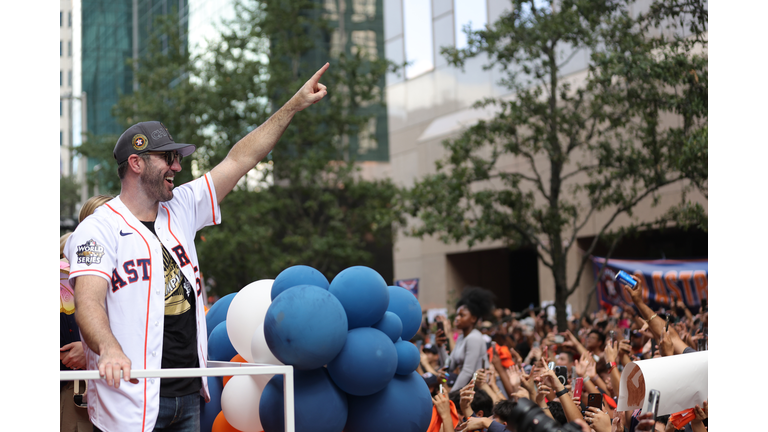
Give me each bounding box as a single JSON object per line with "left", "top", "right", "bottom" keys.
{"left": 60, "top": 40, "right": 63, "bottom": 56}
{"left": 60, "top": 70, "right": 63, "bottom": 86}
{"left": 61, "top": 11, "right": 63, "bottom": 27}
{"left": 69, "top": 11, "right": 72, "bottom": 27}
{"left": 454, "top": 0, "right": 487, "bottom": 49}
{"left": 68, "top": 70, "right": 73, "bottom": 87}
{"left": 403, "top": 0, "right": 433, "bottom": 79}
{"left": 68, "top": 41, "right": 72, "bottom": 57}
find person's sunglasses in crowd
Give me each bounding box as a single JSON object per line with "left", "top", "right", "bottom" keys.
{"left": 146, "top": 150, "right": 183, "bottom": 166}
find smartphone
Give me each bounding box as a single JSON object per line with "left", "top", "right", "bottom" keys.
{"left": 439, "top": 384, "right": 444, "bottom": 394}
{"left": 553, "top": 335, "right": 565, "bottom": 344}
{"left": 587, "top": 393, "right": 602, "bottom": 410}
{"left": 624, "top": 328, "right": 631, "bottom": 341}
{"left": 571, "top": 366, "right": 578, "bottom": 380}
{"left": 532, "top": 341, "right": 540, "bottom": 349}
{"left": 573, "top": 377, "right": 584, "bottom": 400}
{"left": 647, "top": 389, "right": 660, "bottom": 423}
{"left": 608, "top": 330, "right": 616, "bottom": 343}
{"left": 555, "top": 366, "right": 568, "bottom": 386}
{"left": 472, "top": 371, "right": 478, "bottom": 388}
{"left": 548, "top": 361, "right": 555, "bottom": 371}
{"left": 437, "top": 320, "right": 445, "bottom": 333}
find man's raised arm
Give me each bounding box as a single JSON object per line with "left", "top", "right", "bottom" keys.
{"left": 210, "top": 62, "right": 329, "bottom": 203}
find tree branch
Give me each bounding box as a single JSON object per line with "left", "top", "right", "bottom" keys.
{"left": 567, "top": 175, "right": 685, "bottom": 294}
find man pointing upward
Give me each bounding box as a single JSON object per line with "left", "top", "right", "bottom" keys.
{"left": 65, "top": 63, "right": 329, "bottom": 432}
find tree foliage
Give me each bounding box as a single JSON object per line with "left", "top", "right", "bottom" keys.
{"left": 76, "top": 1, "right": 403, "bottom": 294}
{"left": 193, "top": 0, "right": 402, "bottom": 293}
{"left": 406, "top": 0, "right": 707, "bottom": 328}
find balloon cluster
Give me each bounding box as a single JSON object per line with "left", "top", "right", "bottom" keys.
{"left": 200, "top": 266, "right": 433, "bottom": 432}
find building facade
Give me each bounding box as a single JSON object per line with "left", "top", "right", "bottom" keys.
{"left": 381, "top": 0, "right": 707, "bottom": 314}
{"left": 61, "top": 0, "right": 75, "bottom": 177}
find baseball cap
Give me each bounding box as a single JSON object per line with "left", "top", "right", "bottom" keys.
{"left": 113, "top": 121, "right": 196, "bottom": 165}
{"left": 422, "top": 372, "right": 438, "bottom": 387}
{"left": 422, "top": 344, "right": 438, "bottom": 355}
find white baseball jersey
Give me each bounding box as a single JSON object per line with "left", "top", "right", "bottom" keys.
{"left": 65, "top": 172, "right": 221, "bottom": 432}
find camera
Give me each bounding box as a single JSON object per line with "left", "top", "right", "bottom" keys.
{"left": 507, "top": 397, "right": 583, "bottom": 432}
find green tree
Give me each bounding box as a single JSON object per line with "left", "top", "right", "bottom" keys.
{"left": 406, "top": 0, "right": 707, "bottom": 328}
{"left": 77, "top": 3, "right": 403, "bottom": 294}
{"left": 195, "top": 0, "right": 403, "bottom": 293}
{"left": 60, "top": 174, "right": 81, "bottom": 234}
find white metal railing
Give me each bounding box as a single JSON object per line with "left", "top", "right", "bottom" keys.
{"left": 60, "top": 361, "right": 294, "bottom": 432}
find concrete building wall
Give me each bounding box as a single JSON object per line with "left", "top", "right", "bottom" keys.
{"left": 382, "top": 0, "right": 707, "bottom": 313}
{"left": 61, "top": 0, "right": 74, "bottom": 177}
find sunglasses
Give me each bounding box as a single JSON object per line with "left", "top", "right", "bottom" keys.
{"left": 145, "top": 151, "right": 183, "bottom": 166}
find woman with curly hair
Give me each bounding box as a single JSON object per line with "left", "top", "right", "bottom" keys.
{"left": 437, "top": 286, "right": 496, "bottom": 391}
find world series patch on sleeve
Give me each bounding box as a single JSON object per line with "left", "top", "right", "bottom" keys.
{"left": 76, "top": 239, "right": 106, "bottom": 265}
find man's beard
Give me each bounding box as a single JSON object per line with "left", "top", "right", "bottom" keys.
{"left": 140, "top": 162, "right": 173, "bottom": 202}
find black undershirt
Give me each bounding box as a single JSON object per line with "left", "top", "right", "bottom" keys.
{"left": 141, "top": 221, "right": 201, "bottom": 397}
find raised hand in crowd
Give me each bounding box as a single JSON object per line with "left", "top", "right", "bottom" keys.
{"left": 659, "top": 326, "right": 674, "bottom": 357}
{"left": 537, "top": 358, "right": 584, "bottom": 423}
{"left": 691, "top": 401, "right": 708, "bottom": 432}
{"left": 459, "top": 379, "right": 476, "bottom": 419}
{"left": 617, "top": 338, "right": 633, "bottom": 366}
{"left": 489, "top": 342, "right": 515, "bottom": 397}
{"left": 432, "top": 389, "right": 455, "bottom": 432}
{"left": 633, "top": 412, "right": 656, "bottom": 432}
{"left": 584, "top": 406, "right": 611, "bottom": 432}
{"left": 625, "top": 275, "right": 689, "bottom": 355}
{"left": 603, "top": 340, "right": 622, "bottom": 399}
{"left": 517, "top": 364, "right": 537, "bottom": 401}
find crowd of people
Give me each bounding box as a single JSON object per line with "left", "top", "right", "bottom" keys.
{"left": 413, "top": 281, "right": 708, "bottom": 432}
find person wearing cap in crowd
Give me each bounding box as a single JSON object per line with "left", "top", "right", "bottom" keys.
{"left": 64, "top": 64, "right": 329, "bottom": 432}
{"left": 419, "top": 343, "right": 441, "bottom": 375}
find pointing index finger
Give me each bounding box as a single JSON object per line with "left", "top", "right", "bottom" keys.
{"left": 310, "top": 62, "right": 330, "bottom": 85}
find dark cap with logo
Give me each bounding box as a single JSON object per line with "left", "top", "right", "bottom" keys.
{"left": 113, "top": 121, "right": 196, "bottom": 165}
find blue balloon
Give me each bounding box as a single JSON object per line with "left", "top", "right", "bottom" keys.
{"left": 200, "top": 376, "right": 223, "bottom": 432}
{"left": 205, "top": 293, "right": 236, "bottom": 338}
{"left": 259, "top": 368, "right": 348, "bottom": 432}
{"left": 271, "top": 265, "right": 330, "bottom": 301}
{"left": 264, "top": 285, "right": 348, "bottom": 370}
{"left": 327, "top": 328, "right": 397, "bottom": 396}
{"left": 394, "top": 339, "right": 421, "bottom": 376}
{"left": 372, "top": 311, "right": 403, "bottom": 343}
{"left": 329, "top": 266, "right": 389, "bottom": 329}
{"left": 387, "top": 286, "right": 422, "bottom": 341}
{"left": 345, "top": 371, "right": 433, "bottom": 432}
{"left": 208, "top": 321, "right": 238, "bottom": 362}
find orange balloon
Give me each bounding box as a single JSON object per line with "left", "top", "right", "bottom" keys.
{"left": 212, "top": 411, "right": 243, "bottom": 432}
{"left": 223, "top": 354, "right": 248, "bottom": 387}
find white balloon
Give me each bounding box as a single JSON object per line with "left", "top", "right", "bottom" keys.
{"left": 226, "top": 279, "right": 274, "bottom": 363}
{"left": 250, "top": 322, "right": 284, "bottom": 365}
{"left": 221, "top": 374, "right": 273, "bottom": 432}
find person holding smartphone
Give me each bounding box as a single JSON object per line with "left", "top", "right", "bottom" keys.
{"left": 437, "top": 287, "right": 494, "bottom": 393}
